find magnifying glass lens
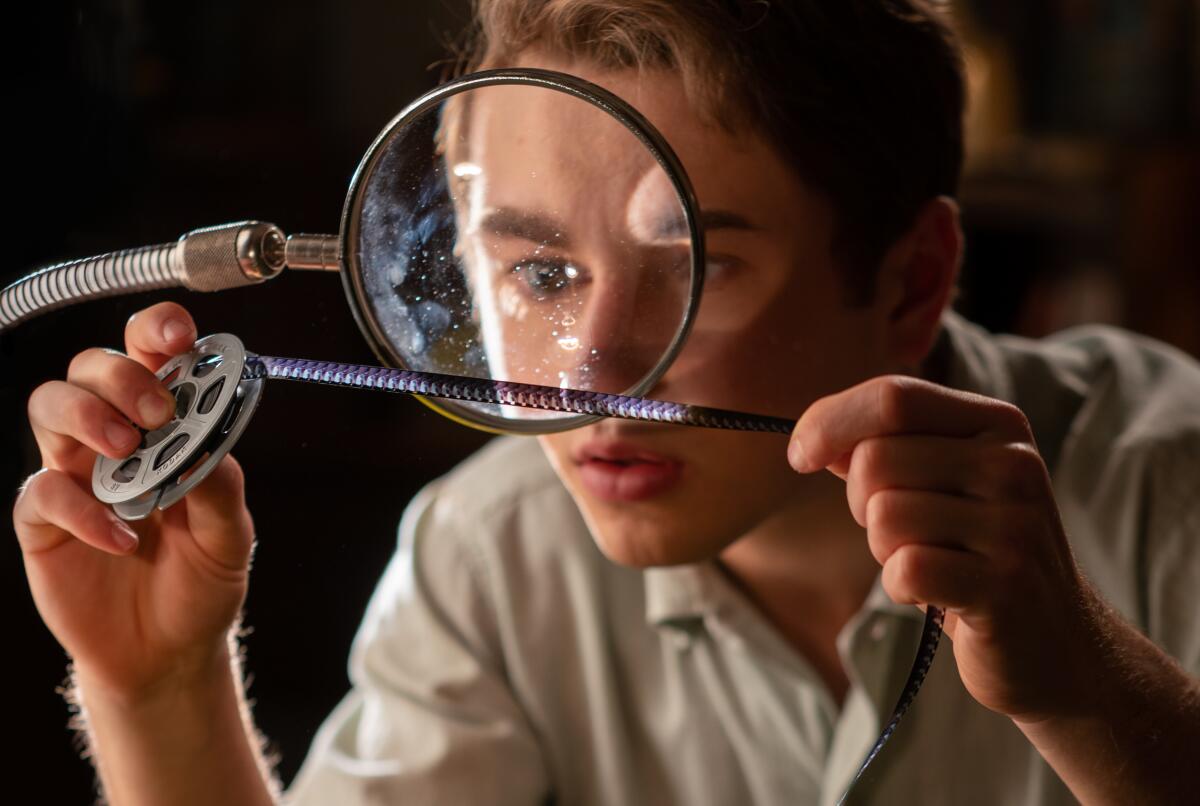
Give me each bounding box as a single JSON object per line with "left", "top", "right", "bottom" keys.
{"left": 350, "top": 76, "right": 700, "bottom": 432}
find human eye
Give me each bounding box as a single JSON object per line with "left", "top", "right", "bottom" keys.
{"left": 699, "top": 254, "right": 743, "bottom": 291}
{"left": 508, "top": 257, "right": 587, "bottom": 301}
{"left": 658, "top": 247, "right": 741, "bottom": 290}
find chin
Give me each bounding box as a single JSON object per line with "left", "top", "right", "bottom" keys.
{"left": 538, "top": 427, "right": 795, "bottom": 568}
{"left": 568, "top": 492, "right": 747, "bottom": 568}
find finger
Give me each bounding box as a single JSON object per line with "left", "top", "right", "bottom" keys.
{"left": 125, "top": 302, "right": 197, "bottom": 371}
{"left": 29, "top": 380, "right": 142, "bottom": 468}
{"left": 67, "top": 347, "right": 177, "bottom": 432}
{"left": 845, "top": 435, "right": 1050, "bottom": 524}
{"left": 13, "top": 468, "right": 140, "bottom": 556}
{"left": 864, "top": 488, "right": 1003, "bottom": 565}
{"left": 167, "top": 454, "right": 255, "bottom": 574}
{"left": 880, "top": 542, "right": 991, "bottom": 612}
{"left": 789, "top": 375, "right": 1031, "bottom": 474}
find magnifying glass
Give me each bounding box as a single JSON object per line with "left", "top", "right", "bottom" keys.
{"left": 343, "top": 69, "right": 704, "bottom": 434}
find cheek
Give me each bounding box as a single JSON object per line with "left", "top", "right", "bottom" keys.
{"left": 537, "top": 433, "right": 575, "bottom": 477}
{"left": 661, "top": 293, "right": 882, "bottom": 418}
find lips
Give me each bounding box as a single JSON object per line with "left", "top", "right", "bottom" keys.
{"left": 573, "top": 440, "right": 684, "bottom": 502}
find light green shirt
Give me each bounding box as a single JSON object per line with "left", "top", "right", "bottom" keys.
{"left": 286, "top": 313, "right": 1200, "bottom": 805}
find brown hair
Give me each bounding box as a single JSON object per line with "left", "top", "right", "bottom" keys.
{"left": 453, "top": 0, "right": 965, "bottom": 304}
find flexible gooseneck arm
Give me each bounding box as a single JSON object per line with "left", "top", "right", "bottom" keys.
{"left": 0, "top": 222, "right": 341, "bottom": 332}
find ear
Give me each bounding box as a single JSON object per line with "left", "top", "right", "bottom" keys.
{"left": 874, "top": 196, "right": 963, "bottom": 366}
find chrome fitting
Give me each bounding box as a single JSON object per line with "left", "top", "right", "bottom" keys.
{"left": 180, "top": 220, "right": 286, "bottom": 291}
{"left": 236, "top": 222, "right": 287, "bottom": 281}
{"left": 285, "top": 234, "right": 341, "bottom": 271}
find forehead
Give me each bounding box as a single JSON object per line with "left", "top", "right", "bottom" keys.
{"left": 450, "top": 79, "right": 687, "bottom": 244}
{"left": 490, "top": 52, "right": 833, "bottom": 244}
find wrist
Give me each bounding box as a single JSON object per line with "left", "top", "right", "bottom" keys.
{"left": 73, "top": 636, "right": 236, "bottom": 713}
{"left": 1010, "top": 588, "right": 1200, "bottom": 805}
{"left": 72, "top": 633, "right": 276, "bottom": 806}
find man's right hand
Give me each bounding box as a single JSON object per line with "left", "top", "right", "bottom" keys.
{"left": 13, "top": 301, "right": 256, "bottom": 701}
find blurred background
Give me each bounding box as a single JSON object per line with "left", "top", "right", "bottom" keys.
{"left": 2, "top": 1, "right": 1196, "bottom": 801}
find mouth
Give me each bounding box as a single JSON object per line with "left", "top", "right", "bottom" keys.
{"left": 573, "top": 440, "right": 684, "bottom": 502}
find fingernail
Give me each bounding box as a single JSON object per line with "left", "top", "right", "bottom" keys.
{"left": 104, "top": 421, "right": 138, "bottom": 451}
{"left": 162, "top": 318, "right": 193, "bottom": 344}
{"left": 108, "top": 514, "right": 139, "bottom": 553}
{"left": 138, "top": 392, "right": 171, "bottom": 426}
{"left": 788, "top": 439, "right": 811, "bottom": 472}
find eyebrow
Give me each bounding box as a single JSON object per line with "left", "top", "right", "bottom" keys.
{"left": 652, "top": 209, "right": 758, "bottom": 240}
{"left": 475, "top": 206, "right": 757, "bottom": 247}
{"left": 477, "top": 208, "right": 571, "bottom": 247}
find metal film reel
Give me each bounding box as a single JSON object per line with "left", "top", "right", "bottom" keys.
{"left": 92, "top": 333, "right": 264, "bottom": 520}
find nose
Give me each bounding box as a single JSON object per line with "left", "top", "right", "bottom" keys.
{"left": 573, "top": 251, "right": 688, "bottom": 395}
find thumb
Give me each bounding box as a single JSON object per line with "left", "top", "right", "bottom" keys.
{"left": 171, "top": 454, "right": 256, "bottom": 573}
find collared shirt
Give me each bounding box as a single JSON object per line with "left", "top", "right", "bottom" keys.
{"left": 286, "top": 313, "right": 1200, "bottom": 805}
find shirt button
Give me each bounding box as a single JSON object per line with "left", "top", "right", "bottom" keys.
{"left": 670, "top": 630, "right": 694, "bottom": 651}
{"left": 869, "top": 619, "right": 889, "bottom": 641}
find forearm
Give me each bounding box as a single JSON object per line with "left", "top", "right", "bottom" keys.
{"left": 1016, "top": 592, "right": 1200, "bottom": 805}
{"left": 73, "top": 639, "right": 278, "bottom": 806}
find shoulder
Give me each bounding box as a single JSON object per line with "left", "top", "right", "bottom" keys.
{"left": 415, "top": 436, "right": 592, "bottom": 559}
{"left": 420, "top": 435, "right": 566, "bottom": 525}
{"left": 1024, "top": 324, "right": 1200, "bottom": 540}
{"left": 1042, "top": 324, "right": 1200, "bottom": 448}
{"left": 359, "top": 436, "right": 605, "bottom": 668}
{"left": 942, "top": 312, "right": 1200, "bottom": 478}
{"left": 398, "top": 435, "right": 608, "bottom": 615}
{"left": 1010, "top": 323, "right": 1200, "bottom": 508}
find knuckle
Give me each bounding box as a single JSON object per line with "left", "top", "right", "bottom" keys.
{"left": 893, "top": 544, "right": 926, "bottom": 587}
{"left": 988, "top": 442, "right": 1046, "bottom": 497}
{"left": 65, "top": 394, "right": 107, "bottom": 438}
{"left": 16, "top": 468, "right": 48, "bottom": 500}
{"left": 14, "top": 468, "right": 57, "bottom": 514}
{"left": 875, "top": 375, "right": 914, "bottom": 430}
{"left": 853, "top": 437, "right": 885, "bottom": 477}
{"left": 1011, "top": 444, "right": 1047, "bottom": 485}
{"left": 27, "top": 380, "right": 58, "bottom": 419}
{"left": 865, "top": 488, "right": 902, "bottom": 533}
{"left": 994, "top": 400, "right": 1033, "bottom": 437}
{"left": 67, "top": 346, "right": 107, "bottom": 379}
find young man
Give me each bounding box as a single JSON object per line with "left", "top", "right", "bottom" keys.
{"left": 13, "top": 1, "right": 1200, "bottom": 804}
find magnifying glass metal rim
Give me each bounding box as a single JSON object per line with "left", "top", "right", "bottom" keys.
{"left": 337, "top": 67, "right": 707, "bottom": 435}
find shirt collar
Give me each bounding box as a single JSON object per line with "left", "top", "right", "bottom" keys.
{"left": 644, "top": 562, "right": 924, "bottom": 633}
{"left": 643, "top": 563, "right": 719, "bottom": 628}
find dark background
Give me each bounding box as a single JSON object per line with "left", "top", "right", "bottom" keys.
{"left": 3, "top": 1, "right": 1197, "bottom": 802}
{"left": 2, "top": 2, "right": 492, "bottom": 802}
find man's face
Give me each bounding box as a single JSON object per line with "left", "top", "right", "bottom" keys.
{"left": 461, "top": 55, "right": 900, "bottom": 566}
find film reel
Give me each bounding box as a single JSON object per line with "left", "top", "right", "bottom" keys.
{"left": 92, "top": 333, "right": 264, "bottom": 520}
